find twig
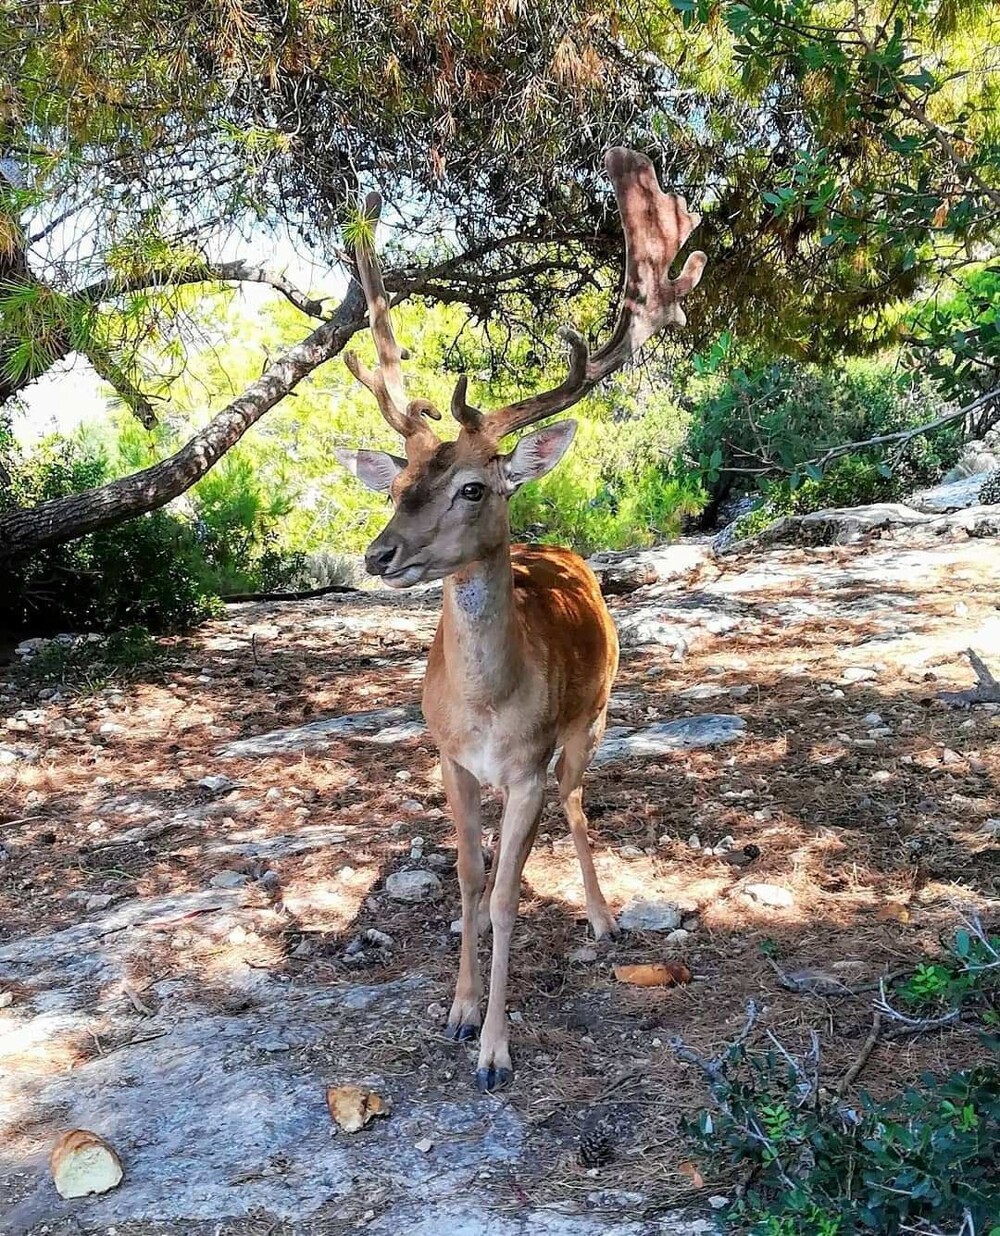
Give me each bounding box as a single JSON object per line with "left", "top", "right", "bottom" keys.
{"left": 939, "top": 649, "right": 1000, "bottom": 707}
{"left": 0, "top": 815, "right": 46, "bottom": 830}
{"left": 835, "top": 1012, "right": 883, "bottom": 1096}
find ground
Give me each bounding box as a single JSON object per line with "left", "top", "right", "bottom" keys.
{"left": 1, "top": 523, "right": 998, "bottom": 1235}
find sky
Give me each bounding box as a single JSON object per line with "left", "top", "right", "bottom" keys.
{"left": 11, "top": 222, "right": 350, "bottom": 452}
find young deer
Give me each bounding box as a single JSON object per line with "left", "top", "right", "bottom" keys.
{"left": 337, "top": 148, "right": 706, "bottom": 1091}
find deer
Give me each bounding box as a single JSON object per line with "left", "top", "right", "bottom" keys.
{"left": 336, "top": 148, "right": 706, "bottom": 1092}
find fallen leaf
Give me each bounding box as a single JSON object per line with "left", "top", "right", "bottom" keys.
{"left": 678, "top": 1160, "right": 705, "bottom": 1189}
{"left": 326, "top": 1084, "right": 392, "bottom": 1133}
{"left": 876, "top": 902, "right": 910, "bottom": 924}
{"left": 614, "top": 962, "right": 692, "bottom": 987}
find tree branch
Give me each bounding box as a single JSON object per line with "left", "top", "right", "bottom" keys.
{"left": 0, "top": 282, "right": 367, "bottom": 558}
{"left": 76, "top": 259, "right": 331, "bottom": 320}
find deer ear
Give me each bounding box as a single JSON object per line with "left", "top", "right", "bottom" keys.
{"left": 501, "top": 420, "right": 577, "bottom": 492}
{"left": 335, "top": 448, "right": 406, "bottom": 493}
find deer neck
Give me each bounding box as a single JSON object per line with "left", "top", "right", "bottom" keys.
{"left": 441, "top": 542, "right": 524, "bottom": 704}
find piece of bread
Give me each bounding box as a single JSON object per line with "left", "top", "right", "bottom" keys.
{"left": 50, "top": 1129, "right": 123, "bottom": 1199}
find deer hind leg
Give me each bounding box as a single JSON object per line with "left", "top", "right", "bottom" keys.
{"left": 556, "top": 716, "right": 618, "bottom": 941}
{"left": 441, "top": 755, "right": 485, "bottom": 1042}
{"left": 476, "top": 772, "right": 545, "bottom": 1092}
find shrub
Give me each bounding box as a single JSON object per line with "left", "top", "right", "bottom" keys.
{"left": 731, "top": 455, "right": 906, "bottom": 542}
{"left": 2, "top": 437, "right": 220, "bottom": 633}
{"left": 682, "top": 927, "right": 1000, "bottom": 1235}
{"left": 687, "top": 359, "right": 960, "bottom": 514}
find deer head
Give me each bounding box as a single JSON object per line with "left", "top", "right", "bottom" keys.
{"left": 336, "top": 148, "right": 707, "bottom": 587}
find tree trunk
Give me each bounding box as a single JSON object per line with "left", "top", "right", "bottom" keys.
{"left": 0, "top": 283, "right": 366, "bottom": 559}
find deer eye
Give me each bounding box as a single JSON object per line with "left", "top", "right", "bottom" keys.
{"left": 460, "top": 482, "right": 486, "bottom": 502}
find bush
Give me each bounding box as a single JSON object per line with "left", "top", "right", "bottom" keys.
{"left": 511, "top": 459, "right": 705, "bottom": 554}
{"left": 731, "top": 456, "right": 907, "bottom": 542}
{"left": 682, "top": 927, "right": 1000, "bottom": 1235}
{"left": 3, "top": 437, "right": 219, "bottom": 634}
{"left": 687, "top": 359, "right": 961, "bottom": 515}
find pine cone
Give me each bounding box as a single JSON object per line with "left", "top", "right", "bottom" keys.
{"left": 578, "top": 1107, "right": 620, "bottom": 1167}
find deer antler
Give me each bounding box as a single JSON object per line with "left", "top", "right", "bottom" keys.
{"left": 344, "top": 192, "right": 442, "bottom": 459}
{"left": 454, "top": 148, "right": 707, "bottom": 444}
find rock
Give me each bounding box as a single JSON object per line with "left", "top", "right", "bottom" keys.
{"left": 85, "top": 893, "right": 114, "bottom": 912}
{"left": 910, "top": 473, "right": 994, "bottom": 513}
{"left": 665, "top": 929, "right": 691, "bottom": 946}
{"left": 414, "top": 1136, "right": 435, "bottom": 1154}
{"left": 0, "top": 990, "right": 12, "bottom": 1008}
{"left": 982, "top": 819, "right": 1000, "bottom": 839}
{"left": 842, "top": 667, "right": 878, "bottom": 683}
{"left": 425, "top": 852, "right": 454, "bottom": 870}
{"left": 708, "top": 1196, "right": 730, "bottom": 1210}
{"left": 593, "top": 715, "right": 746, "bottom": 766}
{"left": 400, "top": 799, "right": 424, "bottom": 814}
{"left": 210, "top": 870, "right": 248, "bottom": 889}
{"left": 678, "top": 683, "right": 728, "bottom": 701}
{"left": 385, "top": 869, "right": 442, "bottom": 903}
{"left": 568, "top": 946, "right": 598, "bottom": 964}
{"left": 862, "top": 712, "right": 884, "bottom": 728}
{"left": 743, "top": 883, "right": 795, "bottom": 909}
{"left": 688, "top": 834, "right": 701, "bottom": 849}
{"left": 619, "top": 899, "right": 683, "bottom": 932}
{"left": 618, "top": 845, "right": 645, "bottom": 860}
{"left": 198, "top": 775, "right": 237, "bottom": 793}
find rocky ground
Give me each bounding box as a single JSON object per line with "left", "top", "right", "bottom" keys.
{"left": 1, "top": 503, "right": 998, "bottom": 1236}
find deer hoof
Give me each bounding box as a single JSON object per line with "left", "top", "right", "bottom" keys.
{"left": 446, "top": 1022, "right": 479, "bottom": 1043}
{"left": 475, "top": 1065, "right": 513, "bottom": 1093}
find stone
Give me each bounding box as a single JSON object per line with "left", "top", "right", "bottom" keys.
{"left": 568, "top": 946, "right": 598, "bottom": 964}
{"left": 199, "top": 775, "right": 237, "bottom": 793}
{"left": 982, "top": 819, "right": 1000, "bottom": 839}
{"left": 619, "top": 899, "right": 683, "bottom": 932}
{"left": 593, "top": 715, "right": 746, "bottom": 766}
{"left": 743, "top": 883, "right": 795, "bottom": 909}
{"left": 0, "top": 990, "right": 12, "bottom": 1008}
{"left": 677, "top": 683, "right": 728, "bottom": 701}
{"left": 85, "top": 893, "right": 115, "bottom": 912}
{"left": 665, "top": 929, "right": 691, "bottom": 946}
{"left": 210, "top": 870, "right": 249, "bottom": 889}
{"left": 862, "top": 712, "right": 884, "bottom": 728}
{"left": 842, "top": 667, "right": 878, "bottom": 683}
{"left": 618, "top": 845, "right": 645, "bottom": 860}
{"left": 385, "top": 869, "right": 443, "bottom": 903}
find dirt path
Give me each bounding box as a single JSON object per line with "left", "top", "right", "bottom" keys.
{"left": 1, "top": 529, "right": 997, "bottom": 1235}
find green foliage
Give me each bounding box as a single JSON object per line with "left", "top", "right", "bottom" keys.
{"left": 732, "top": 456, "right": 908, "bottom": 541}
{"left": 684, "top": 1049, "right": 1000, "bottom": 1236}
{"left": 896, "top": 927, "right": 1000, "bottom": 1024}
{"left": 906, "top": 266, "right": 1000, "bottom": 419}
{"left": 684, "top": 930, "right": 1000, "bottom": 1234}
{"left": 688, "top": 358, "right": 960, "bottom": 512}
{"left": 23, "top": 626, "right": 164, "bottom": 689}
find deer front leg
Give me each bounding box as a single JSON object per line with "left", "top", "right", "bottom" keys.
{"left": 476, "top": 773, "right": 545, "bottom": 1092}
{"left": 442, "top": 755, "right": 485, "bottom": 1042}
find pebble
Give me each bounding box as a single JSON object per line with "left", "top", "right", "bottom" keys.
{"left": 842, "top": 667, "right": 878, "bottom": 683}
{"left": 210, "top": 870, "right": 249, "bottom": 889}
{"left": 619, "top": 898, "right": 683, "bottom": 932}
{"left": 568, "top": 945, "right": 598, "bottom": 963}
{"left": 983, "top": 819, "right": 1000, "bottom": 839}
{"left": 618, "top": 845, "right": 645, "bottom": 859}
{"left": 385, "top": 869, "right": 442, "bottom": 903}
{"left": 426, "top": 1002, "right": 446, "bottom": 1018}
{"left": 199, "top": 775, "right": 236, "bottom": 793}
{"left": 85, "top": 893, "right": 114, "bottom": 911}
{"left": 862, "top": 712, "right": 884, "bottom": 728}
{"left": 687, "top": 834, "right": 701, "bottom": 849}
{"left": 666, "top": 929, "right": 691, "bottom": 946}
{"left": 743, "top": 883, "right": 795, "bottom": 909}
{"left": 400, "top": 799, "right": 423, "bottom": 814}
{"left": 0, "top": 991, "right": 13, "bottom": 1008}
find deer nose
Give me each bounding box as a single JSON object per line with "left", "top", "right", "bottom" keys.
{"left": 365, "top": 537, "right": 401, "bottom": 576}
